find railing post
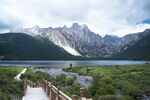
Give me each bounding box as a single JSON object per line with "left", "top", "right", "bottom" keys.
{"left": 47, "top": 82, "right": 50, "bottom": 96}
{"left": 42, "top": 77, "right": 45, "bottom": 88}
{"left": 36, "top": 82, "right": 38, "bottom": 87}
{"left": 56, "top": 86, "right": 60, "bottom": 100}
{"left": 72, "top": 95, "right": 77, "bottom": 100}
{"left": 30, "top": 82, "right": 31, "bottom": 87}
{"left": 45, "top": 81, "right": 47, "bottom": 94}
{"left": 37, "top": 81, "right": 40, "bottom": 87}
{"left": 23, "top": 78, "right": 27, "bottom": 96}
{"left": 50, "top": 83, "right": 52, "bottom": 100}
{"left": 44, "top": 80, "right": 46, "bottom": 92}
{"left": 38, "top": 82, "right": 40, "bottom": 87}
{"left": 42, "top": 77, "right": 46, "bottom": 91}
{"left": 80, "top": 88, "right": 86, "bottom": 100}
{"left": 46, "top": 81, "right": 48, "bottom": 94}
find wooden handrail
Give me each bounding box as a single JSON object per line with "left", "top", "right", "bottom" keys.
{"left": 23, "top": 78, "right": 41, "bottom": 95}
{"left": 23, "top": 77, "right": 92, "bottom": 100}
{"left": 42, "top": 77, "right": 72, "bottom": 100}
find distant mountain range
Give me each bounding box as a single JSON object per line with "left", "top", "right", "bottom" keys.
{"left": 0, "top": 23, "right": 150, "bottom": 60}
{"left": 115, "top": 29, "right": 150, "bottom": 60}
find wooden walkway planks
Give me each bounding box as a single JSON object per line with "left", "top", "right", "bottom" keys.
{"left": 22, "top": 86, "right": 49, "bottom": 100}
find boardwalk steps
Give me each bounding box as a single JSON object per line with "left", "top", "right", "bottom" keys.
{"left": 23, "top": 77, "right": 92, "bottom": 100}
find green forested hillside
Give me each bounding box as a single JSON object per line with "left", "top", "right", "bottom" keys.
{"left": 0, "top": 33, "right": 78, "bottom": 60}
{"left": 115, "top": 30, "right": 150, "bottom": 60}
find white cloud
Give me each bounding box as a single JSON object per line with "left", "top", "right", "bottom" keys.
{"left": 0, "top": 0, "right": 150, "bottom": 36}
{"left": 112, "top": 24, "right": 150, "bottom": 37}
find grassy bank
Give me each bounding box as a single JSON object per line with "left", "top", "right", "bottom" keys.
{"left": 0, "top": 66, "right": 24, "bottom": 100}
{"left": 63, "top": 63, "right": 150, "bottom": 100}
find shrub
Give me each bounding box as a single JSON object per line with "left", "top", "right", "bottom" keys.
{"left": 97, "top": 95, "right": 125, "bottom": 100}
{"left": 66, "top": 77, "right": 75, "bottom": 86}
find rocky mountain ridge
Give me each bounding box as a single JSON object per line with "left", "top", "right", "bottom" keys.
{"left": 11, "top": 23, "right": 146, "bottom": 57}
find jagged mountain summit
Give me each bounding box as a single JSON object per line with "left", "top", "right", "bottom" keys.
{"left": 11, "top": 23, "right": 143, "bottom": 57}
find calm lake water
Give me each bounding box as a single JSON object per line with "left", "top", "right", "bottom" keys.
{"left": 0, "top": 60, "right": 150, "bottom": 68}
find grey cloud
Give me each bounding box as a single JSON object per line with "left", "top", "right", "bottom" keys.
{"left": 0, "top": 21, "right": 12, "bottom": 30}
{"left": 0, "top": 16, "right": 22, "bottom": 31}
{"left": 0, "top": 0, "right": 150, "bottom": 36}
{"left": 0, "top": 18, "right": 22, "bottom": 33}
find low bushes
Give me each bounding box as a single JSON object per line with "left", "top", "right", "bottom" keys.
{"left": 63, "top": 64, "right": 150, "bottom": 100}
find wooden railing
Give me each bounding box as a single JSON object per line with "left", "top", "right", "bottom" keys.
{"left": 23, "top": 78, "right": 41, "bottom": 95}
{"left": 42, "top": 77, "right": 73, "bottom": 100}
{"left": 23, "top": 77, "right": 92, "bottom": 100}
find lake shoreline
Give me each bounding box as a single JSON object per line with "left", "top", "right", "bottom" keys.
{"left": 0, "top": 60, "right": 150, "bottom": 68}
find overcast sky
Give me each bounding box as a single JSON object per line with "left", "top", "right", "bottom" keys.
{"left": 0, "top": 0, "right": 150, "bottom": 37}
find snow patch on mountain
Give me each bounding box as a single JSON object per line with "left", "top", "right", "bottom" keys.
{"left": 51, "top": 35, "right": 81, "bottom": 56}
{"left": 62, "top": 45, "right": 81, "bottom": 56}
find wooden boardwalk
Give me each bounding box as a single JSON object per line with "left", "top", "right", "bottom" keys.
{"left": 22, "top": 78, "right": 91, "bottom": 100}
{"left": 14, "top": 68, "right": 27, "bottom": 80}
{"left": 15, "top": 68, "right": 92, "bottom": 100}
{"left": 22, "top": 86, "right": 49, "bottom": 100}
